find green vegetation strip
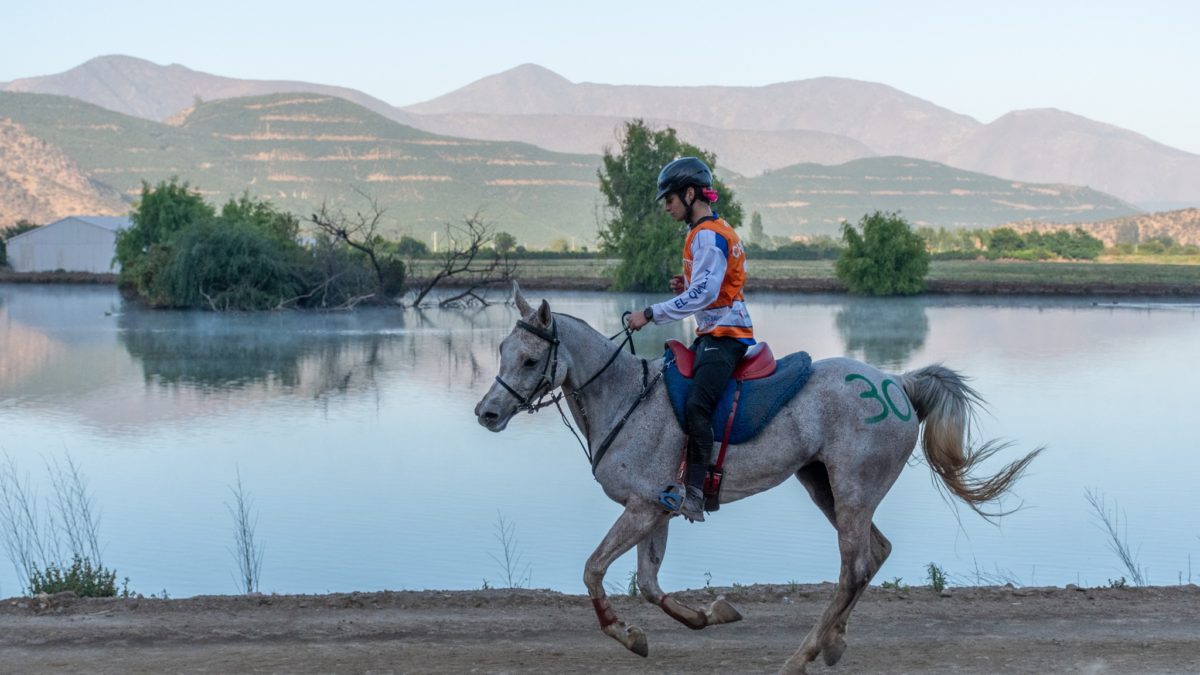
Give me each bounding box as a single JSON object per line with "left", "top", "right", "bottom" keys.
{"left": 496, "top": 259, "right": 1199, "bottom": 295}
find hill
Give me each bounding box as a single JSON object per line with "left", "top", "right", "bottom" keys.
{"left": 0, "top": 118, "right": 126, "bottom": 225}
{"left": 732, "top": 157, "right": 1139, "bottom": 238}
{"left": 1006, "top": 208, "right": 1200, "bottom": 247}
{"left": 0, "top": 91, "right": 1144, "bottom": 245}
{"left": 0, "top": 91, "right": 600, "bottom": 244}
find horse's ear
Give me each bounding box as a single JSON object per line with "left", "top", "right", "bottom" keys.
{"left": 535, "top": 299, "right": 552, "bottom": 328}
{"left": 513, "top": 281, "right": 533, "bottom": 317}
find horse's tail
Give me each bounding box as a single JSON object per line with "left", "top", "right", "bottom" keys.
{"left": 901, "top": 364, "right": 1042, "bottom": 517}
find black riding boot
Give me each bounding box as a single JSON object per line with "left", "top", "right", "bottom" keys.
{"left": 682, "top": 459, "right": 709, "bottom": 522}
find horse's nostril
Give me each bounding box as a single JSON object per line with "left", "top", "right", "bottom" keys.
{"left": 483, "top": 411, "right": 499, "bottom": 421}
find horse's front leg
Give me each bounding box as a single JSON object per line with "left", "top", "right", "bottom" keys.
{"left": 635, "top": 522, "right": 743, "bottom": 630}
{"left": 584, "top": 500, "right": 666, "bottom": 657}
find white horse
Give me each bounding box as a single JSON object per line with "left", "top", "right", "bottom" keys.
{"left": 474, "top": 285, "right": 1039, "bottom": 674}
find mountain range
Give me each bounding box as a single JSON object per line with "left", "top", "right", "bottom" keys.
{"left": 8, "top": 56, "right": 1196, "bottom": 209}
{"left": 3, "top": 55, "right": 1195, "bottom": 245}
{"left": 0, "top": 88, "right": 1140, "bottom": 245}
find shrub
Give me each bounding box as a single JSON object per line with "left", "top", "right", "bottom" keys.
{"left": 835, "top": 211, "right": 929, "bottom": 296}
{"left": 30, "top": 555, "right": 118, "bottom": 597}
{"left": 926, "top": 562, "right": 948, "bottom": 592}
{"left": 159, "top": 220, "right": 307, "bottom": 310}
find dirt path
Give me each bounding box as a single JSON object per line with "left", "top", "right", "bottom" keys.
{"left": 3, "top": 584, "right": 1198, "bottom": 674}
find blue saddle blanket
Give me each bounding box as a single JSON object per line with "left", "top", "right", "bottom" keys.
{"left": 663, "top": 347, "right": 814, "bottom": 445}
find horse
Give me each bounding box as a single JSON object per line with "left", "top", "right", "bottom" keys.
{"left": 474, "top": 284, "right": 1040, "bottom": 674}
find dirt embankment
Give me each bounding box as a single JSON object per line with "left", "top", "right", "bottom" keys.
{"left": 0, "top": 270, "right": 118, "bottom": 284}
{"left": 2, "top": 583, "right": 1199, "bottom": 674}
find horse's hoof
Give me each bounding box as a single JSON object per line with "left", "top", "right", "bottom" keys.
{"left": 707, "top": 596, "right": 744, "bottom": 625}
{"left": 628, "top": 626, "right": 649, "bottom": 658}
{"left": 603, "top": 622, "right": 649, "bottom": 658}
{"left": 821, "top": 635, "right": 847, "bottom": 666}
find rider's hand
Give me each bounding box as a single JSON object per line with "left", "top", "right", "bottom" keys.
{"left": 626, "top": 311, "right": 650, "bottom": 332}
{"left": 669, "top": 275, "right": 685, "bottom": 294}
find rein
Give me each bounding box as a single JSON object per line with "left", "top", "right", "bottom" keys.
{"left": 494, "top": 312, "right": 663, "bottom": 474}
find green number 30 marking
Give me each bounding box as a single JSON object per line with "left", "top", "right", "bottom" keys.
{"left": 844, "top": 374, "right": 913, "bottom": 424}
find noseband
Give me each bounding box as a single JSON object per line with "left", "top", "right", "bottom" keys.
{"left": 494, "top": 318, "right": 561, "bottom": 412}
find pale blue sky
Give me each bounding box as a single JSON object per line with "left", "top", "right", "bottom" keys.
{"left": 3, "top": 1, "right": 1197, "bottom": 153}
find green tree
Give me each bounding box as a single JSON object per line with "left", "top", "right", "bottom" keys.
{"left": 219, "top": 191, "right": 299, "bottom": 245}
{"left": 597, "top": 119, "right": 743, "bottom": 291}
{"left": 117, "top": 179, "right": 216, "bottom": 297}
{"left": 748, "top": 211, "right": 766, "bottom": 248}
{"left": 835, "top": 211, "right": 930, "bottom": 296}
{"left": 158, "top": 218, "right": 307, "bottom": 310}
{"left": 395, "top": 235, "right": 430, "bottom": 257}
{"left": 986, "top": 227, "right": 1025, "bottom": 256}
{"left": 493, "top": 231, "right": 517, "bottom": 255}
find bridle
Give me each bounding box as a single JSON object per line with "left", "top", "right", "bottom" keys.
{"left": 492, "top": 317, "right": 563, "bottom": 413}
{"left": 492, "top": 312, "right": 662, "bottom": 473}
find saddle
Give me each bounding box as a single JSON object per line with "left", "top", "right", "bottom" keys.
{"left": 663, "top": 339, "right": 814, "bottom": 511}
{"left": 665, "top": 339, "right": 778, "bottom": 381}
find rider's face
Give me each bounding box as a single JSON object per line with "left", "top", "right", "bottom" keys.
{"left": 663, "top": 190, "right": 689, "bottom": 222}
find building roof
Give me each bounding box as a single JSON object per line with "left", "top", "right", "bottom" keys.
{"left": 5, "top": 215, "right": 132, "bottom": 242}
{"left": 67, "top": 216, "right": 132, "bottom": 231}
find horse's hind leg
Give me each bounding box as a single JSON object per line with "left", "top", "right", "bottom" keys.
{"left": 584, "top": 501, "right": 669, "bottom": 657}
{"left": 635, "top": 523, "right": 743, "bottom": 630}
{"left": 797, "top": 462, "right": 892, "bottom": 576}
{"left": 787, "top": 463, "right": 893, "bottom": 672}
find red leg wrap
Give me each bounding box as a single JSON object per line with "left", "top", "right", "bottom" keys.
{"left": 591, "top": 597, "right": 618, "bottom": 628}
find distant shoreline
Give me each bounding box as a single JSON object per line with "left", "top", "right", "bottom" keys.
{"left": 3, "top": 270, "right": 1198, "bottom": 298}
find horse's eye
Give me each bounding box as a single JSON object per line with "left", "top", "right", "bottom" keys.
{"left": 523, "top": 358, "right": 539, "bottom": 368}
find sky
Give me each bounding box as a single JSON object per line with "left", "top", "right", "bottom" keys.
{"left": 3, "top": 0, "right": 1198, "bottom": 154}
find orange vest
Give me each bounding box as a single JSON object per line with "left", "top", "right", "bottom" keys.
{"left": 682, "top": 217, "right": 753, "bottom": 340}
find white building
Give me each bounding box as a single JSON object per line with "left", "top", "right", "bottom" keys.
{"left": 5, "top": 216, "right": 131, "bottom": 273}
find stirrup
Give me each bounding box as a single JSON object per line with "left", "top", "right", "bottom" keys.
{"left": 658, "top": 484, "right": 686, "bottom": 513}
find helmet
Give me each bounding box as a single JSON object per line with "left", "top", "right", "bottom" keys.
{"left": 655, "top": 157, "right": 712, "bottom": 201}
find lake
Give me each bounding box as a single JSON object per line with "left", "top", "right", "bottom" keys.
{"left": 1, "top": 284, "right": 1198, "bottom": 598}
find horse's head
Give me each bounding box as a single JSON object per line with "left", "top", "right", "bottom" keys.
{"left": 475, "top": 282, "right": 567, "bottom": 432}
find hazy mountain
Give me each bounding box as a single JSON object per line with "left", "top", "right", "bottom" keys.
{"left": 403, "top": 64, "right": 1200, "bottom": 206}
{"left": 400, "top": 112, "right": 877, "bottom": 174}
{"left": 403, "top": 64, "right": 978, "bottom": 159}
{"left": 945, "top": 109, "right": 1200, "bottom": 206}
{"left": 10, "top": 58, "right": 1196, "bottom": 207}
{"left": 0, "top": 91, "right": 1142, "bottom": 245}
{"left": 0, "top": 118, "right": 126, "bottom": 225}
{"left": 3, "top": 55, "right": 415, "bottom": 126}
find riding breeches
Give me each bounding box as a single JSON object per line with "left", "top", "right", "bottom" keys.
{"left": 685, "top": 335, "right": 749, "bottom": 466}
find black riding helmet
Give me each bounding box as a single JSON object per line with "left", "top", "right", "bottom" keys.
{"left": 655, "top": 157, "right": 712, "bottom": 201}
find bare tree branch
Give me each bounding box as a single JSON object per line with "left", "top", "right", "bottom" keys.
{"left": 411, "top": 213, "right": 518, "bottom": 308}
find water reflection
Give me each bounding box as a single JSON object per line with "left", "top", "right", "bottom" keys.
{"left": 113, "top": 304, "right": 511, "bottom": 402}
{"left": 834, "top": 298, "right": 929, "bottom": 370}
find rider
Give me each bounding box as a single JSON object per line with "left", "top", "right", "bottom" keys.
{"left": 625, "top": 157, "right": 754, "bottom": 522}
